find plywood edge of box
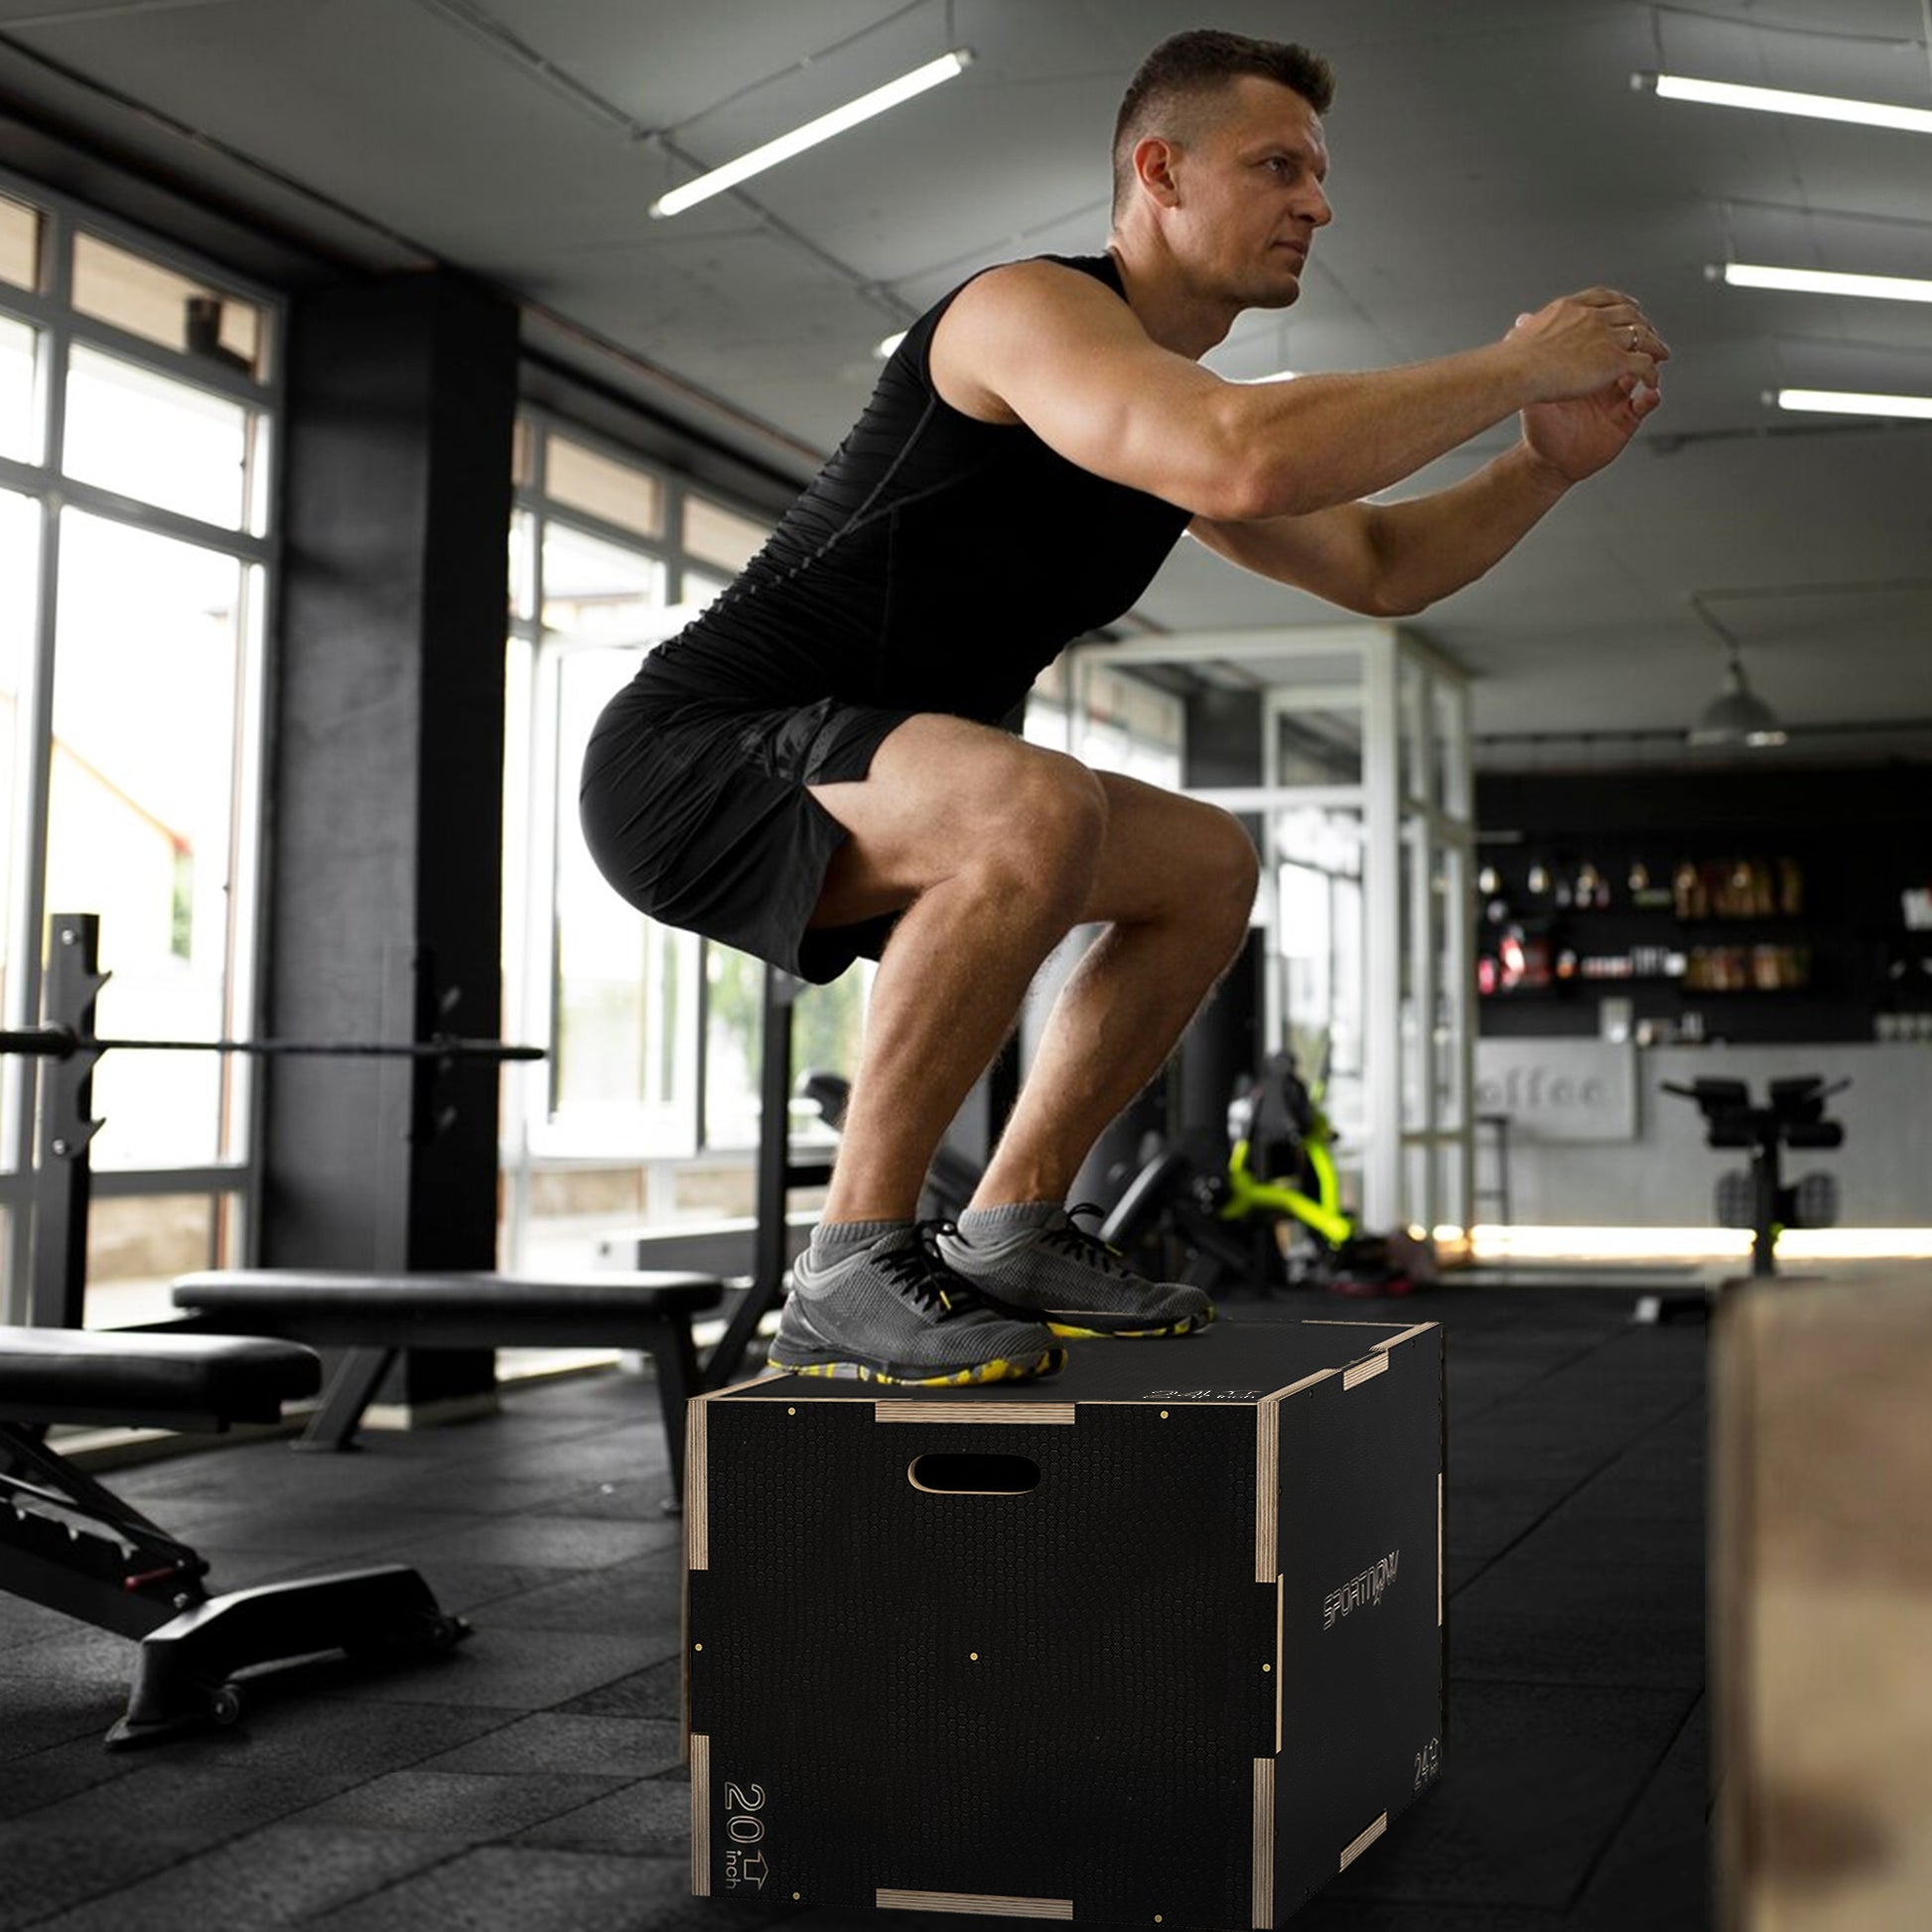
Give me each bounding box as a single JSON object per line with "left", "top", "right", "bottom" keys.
{"left": 690, "top": 1730, "right": 711, "bottom": 1894}
{"left": 878, "top": 1889, "right": 1073, "bottom": 1917}
{"left": 686, "top": 1395, "right": 711, "bottom": 1573}
{"left": 873, "top": 1402, "right": 1077, "bottom": 1425}
{"left": 1339, "top": 1811, "right": 1388, "bottom": 1871}
{"left": 1252, "top": 1755, "right": 1276, "bottom": 1929}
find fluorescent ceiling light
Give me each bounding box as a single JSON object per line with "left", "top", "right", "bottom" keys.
{"left": 876, "top": 330, "right": 907, "bottom": 358}
{"left": 1634, "top": 71, "right": 1932, "bottom": 135}
{"left": 1773, "top": 387, "right": 1932, "bottom": 420}
{"left": 1719, "top": 262, "right": 1932, "bottom": 304}
{"left": 651, "top": 50, "right": 972, "bottom": 217}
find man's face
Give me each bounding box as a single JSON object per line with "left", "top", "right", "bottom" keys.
{"left": 1161, "top": 75, "right": 1332, "bottom": 309}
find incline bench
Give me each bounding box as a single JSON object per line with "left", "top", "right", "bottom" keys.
{"left": 0, "top": 1324, "right": 465, "bottom": 1748}
{"left": 170, "top": 1270, "right": 727, "bottom": 1505}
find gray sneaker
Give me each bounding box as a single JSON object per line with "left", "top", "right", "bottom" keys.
{"left": 938, "top": 1204, "right": 1216, "bottom": 1339}
{"left": 767, "top": 1222, "right": 1066, "bottom": 1386}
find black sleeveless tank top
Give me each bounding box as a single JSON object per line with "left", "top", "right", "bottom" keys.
{"left": 630, "top": 253, "right": 1192, "bottom": 725}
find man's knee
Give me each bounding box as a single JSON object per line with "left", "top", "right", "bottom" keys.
{"left": 977, "top": 751, "right": 1108, "bottom": 903}
{"left": 1196, "top": 804, "right": 1261, "bottom": 933}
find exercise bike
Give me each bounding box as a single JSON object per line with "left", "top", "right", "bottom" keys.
{"left": 1100, "top": 1051, "right": 1434, "bottom": 1298}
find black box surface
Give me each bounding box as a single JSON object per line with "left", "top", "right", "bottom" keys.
{"left": 686, "top": 1314, "right": 1445, "bottom": 1928}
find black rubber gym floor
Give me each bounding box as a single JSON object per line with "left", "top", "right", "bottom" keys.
{"left": 0, "top": 1283, "right": 1709, "bottom": 1931}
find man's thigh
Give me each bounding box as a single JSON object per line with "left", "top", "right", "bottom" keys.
{"left": 807, "top": 712, "right": 1099, "bottom": 929}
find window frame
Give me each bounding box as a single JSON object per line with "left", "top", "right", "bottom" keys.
{"left": 0, "top": 165, "right": 285, "bottom": 1323}
{"left": 501, "top": 407, "right": 781, "bottom": 1196}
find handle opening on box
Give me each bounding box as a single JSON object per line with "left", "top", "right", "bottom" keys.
{"left": 907, "top": 1452, "right": 1040, "bottom": 1495}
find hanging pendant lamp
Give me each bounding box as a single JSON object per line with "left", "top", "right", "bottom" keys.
{"left": 1689, "top": 650, "right": 1788, "bottom": 749}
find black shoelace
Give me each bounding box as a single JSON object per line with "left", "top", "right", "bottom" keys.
{"left": 874, "top": 1220, "right": 986, "bottom": 1319}
{"left": 1039, "top": 1202, "right": 1134, "bottom": 1280}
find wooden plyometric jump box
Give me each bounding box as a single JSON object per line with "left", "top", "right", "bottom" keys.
{"left": 684, "top": 1315, "right": 1446, "bottom": 1928}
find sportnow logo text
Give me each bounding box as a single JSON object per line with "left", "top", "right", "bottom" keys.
{"left": 1323, "top": 1551, "right": 1399, "bottom": 1629}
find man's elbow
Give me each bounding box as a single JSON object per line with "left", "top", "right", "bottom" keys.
{"left": 1361, "top": 582, "right": 1434, "bottom": 619}
{"left": 1205, "top": 463, "right": 1353, "bottom": 523}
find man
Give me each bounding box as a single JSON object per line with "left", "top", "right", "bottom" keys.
{"left": 581, "top": 30, "right": 1666, "bottom": 1386}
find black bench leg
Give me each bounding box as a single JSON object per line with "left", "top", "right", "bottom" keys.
{"left": 294, "top": 1347, "right": 400, "bottom": 1451}
{"left": 644, "top": 1322, "right": 700, "bottom": 1516}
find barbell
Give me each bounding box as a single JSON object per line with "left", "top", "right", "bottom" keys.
{"left": 0, "top": 1026, "right": 545, "bottom": 1063}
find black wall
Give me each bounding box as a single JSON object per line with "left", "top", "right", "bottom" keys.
{"left": 1476, "top": 762, "right": 1932, "bottom": 1044}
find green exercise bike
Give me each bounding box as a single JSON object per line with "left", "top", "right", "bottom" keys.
{"left": 1101, "top": 1049, "right": 1433, "bottom": 1297}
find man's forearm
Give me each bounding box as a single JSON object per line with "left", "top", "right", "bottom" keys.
{"left": 1208, "top": 343, "right": 1546, "bottom": 519}
{"left": 1362, "top": 440, "right": 1572, "bottom": 614}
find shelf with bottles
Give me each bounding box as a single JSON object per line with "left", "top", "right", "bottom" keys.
{"left": 1477, "top": 936, "right": 1812, "bottom": 999}
{"left": 1476, "top": 851, "right": 1807, "bottom": 925}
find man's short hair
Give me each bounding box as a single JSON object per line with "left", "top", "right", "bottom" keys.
{"left": 1113, "top": 30, "right": 1335, "bottom": 219}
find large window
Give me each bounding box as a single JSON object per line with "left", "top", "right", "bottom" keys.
{"left": 500, "top": 417, "right": 867, "bottom": 1273}
{"left": 0, "top": 181, "right": 279, "bottom": 1325}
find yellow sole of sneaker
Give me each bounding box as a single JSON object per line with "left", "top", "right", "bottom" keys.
{"left": 1046, "top": 1308, "right": 1217, "bottom": 1340}
{"left": 768, "top": 1346, "right": 1066, "bottom": 1386}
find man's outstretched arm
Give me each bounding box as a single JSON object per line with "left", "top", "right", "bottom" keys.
{"left": 931, "top": 263, "right": 1666, "bottom": 525}
{"left": 1188, "top": 348, "right": 1663, "bottom": 616}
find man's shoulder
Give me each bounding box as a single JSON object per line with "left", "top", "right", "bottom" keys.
{"left": 942, "top": 253, "right": 1134, "bottom": 334}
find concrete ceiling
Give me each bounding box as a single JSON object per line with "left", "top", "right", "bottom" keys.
{"left": 1, "top": 0, "right": 1928, "bottom": 768}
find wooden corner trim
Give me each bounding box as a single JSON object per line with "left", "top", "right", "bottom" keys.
{"left": 686, "top": 1397, "right": 710, "bottom": 1572}
{"left": 690, "top": 1731, "right": 711, "bottom": 1894}
{"left": 1342, "top": 1352, "right": 1390, "bottom": 1391}
{"left": 1255, "top": 1397, "right": 1281, "bottom": 1582}
{"left": 878, "top": 1890, "right": 1073, "bottom": 1917}
{"left": 1275, "top": 1573, "right": 1285, "bottom": 1754}
{"left": 1371, "top": 1321, "right": 1438, "bottom": 1352}
{"left": 1252, "top": 1757, "right": 1276, "bottom": 1927}
{"left": 1339, "top": 1811, "right": 1388, "bottom": 1871}
{"left": 873, "top": 1402, "right": 1077, "bottom": 1425}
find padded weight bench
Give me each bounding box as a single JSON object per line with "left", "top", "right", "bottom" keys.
{"left": 0, "top": 1324, "right": 466, "bottom": 1749}
{"left": 170, "top": 1270, "right": 727, "bottom": 1505}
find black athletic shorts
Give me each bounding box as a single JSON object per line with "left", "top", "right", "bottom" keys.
{"left": 579, "top": 683, "right": 913, "bottom": 984}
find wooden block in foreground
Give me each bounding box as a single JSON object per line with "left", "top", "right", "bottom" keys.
{"left": 1713, "top": 1270, "right": 1932, "bottom": 1932}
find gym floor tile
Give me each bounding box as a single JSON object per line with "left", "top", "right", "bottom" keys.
{"left": 10, "top": 1761, "right": 341, "bottom": 1843}
{"left": 144, "top": 1500, "right": 486, "bottom": 1557}
{"left": 386, "top": 1514, "right": 677, "bottom": 1571}
{"left": 0, "top": 1826, "right": 219, "bottom": 1931}
{"left": 1509, "top": 1505, "right": 1706, "bottom": 1572}
{"left": 1447, "top": 1606, "right": 1708, "bottom": 1690}
{"left": 548, "top": 1475, "right": 685, "bottom": 1521}
{"left": 1322, "top": 1681, "right": 1700, "bottom": 1909}
{"left": 508, "top": 1772, "right": 691, "bottom": 1854}
{"left": 290, "top": 1765, "right": 629, "bottom": 1837}
{"left": 1569, "top": 1695, "right": 1711, "bottom": 1931}
{"left": 16, "top": 1824, "right": 474, "bottom": 1932}
{"left": 309, "top": 1627, "right": 666, "bottom": 1711}
{"left": 413, "top": 1710, "right": 683, "bottom": 1777}
{"left": 1287, "top": 1904, "right": 1569, "bottom": 1931}
{"left": 0, "top": 1733, "right": 137, "bottom": 1817}
{"left": 147, "top": 1694, "right": 507, "bottom": 1777}
{"left": 557, "top": 1653, "right": 682, "bottom": 1720}
{"left": 302, "top": 1845, "right": 790, "bottom": 1932}
{"left": 474, "top": 1556, "right": 682, "bottom": 1636}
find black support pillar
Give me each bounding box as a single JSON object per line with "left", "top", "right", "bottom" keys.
{"left": 261, "top": 269, "right": 518, "bottom": 1415}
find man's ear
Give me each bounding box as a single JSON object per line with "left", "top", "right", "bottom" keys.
{"left": 1132, "top": 134, "right": 1182, "bottom": 208}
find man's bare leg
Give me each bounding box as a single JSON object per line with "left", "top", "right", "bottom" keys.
{"left": 925, "top": 773, "right": 1256, "bottom": 1337}
{"left": 761, "top": 712, "right": 1118, "bottom": 1383}
{"left": 803, "top": 713, "right": 1111, "bottom": 1226}
{"left": 974, "top": 770, "right": 1260, "bottom": 1208}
